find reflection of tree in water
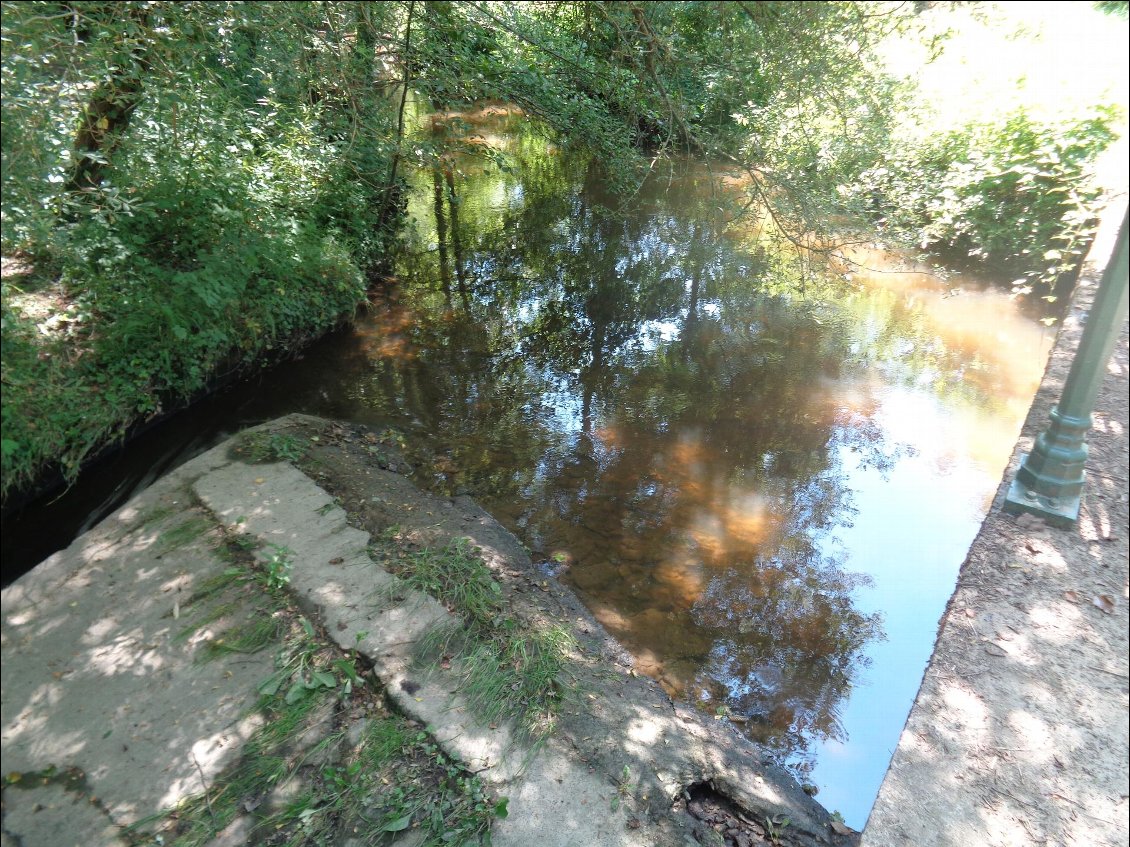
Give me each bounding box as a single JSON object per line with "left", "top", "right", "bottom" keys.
{"left": 382, "top": 128, "right": 894, "bottom": 775}
{"left": 692, "top": 553, "right": 881, "bottom": 781}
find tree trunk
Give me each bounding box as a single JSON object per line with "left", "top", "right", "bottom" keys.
{"left": 64, "top": 5, "right": 151, "bottom": 194}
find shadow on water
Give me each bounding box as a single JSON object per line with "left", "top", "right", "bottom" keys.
{"left": 2, "top": 110, "right": 1056, "bottom": 827}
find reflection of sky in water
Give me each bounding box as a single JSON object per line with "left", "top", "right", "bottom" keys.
{"left": 0, "top": 112, "right": 1060, "bottom": 835}
{"left": 807, "top": 385, "right": 1004, "bottom": 824}
{"left": 636, "top": 319, "right": 681, "bottom": 349}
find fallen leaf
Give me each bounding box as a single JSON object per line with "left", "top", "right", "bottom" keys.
{"left": 328, "top": 557, "right": 343, "bottom": 565}
{"left": 381, "top": 814, "right": 412, "bottom": 833}
{"left": 984, "top": 643, "right": 1007, "bottom": 657}
{"left": 1093, "top": 595, "right": 1115, "bottom": 614}
{"left": 1063, "top": 590, "right": 1081, "bottom": 603}
{"left": 254, "top": 478, "right": 265, "bottom": 484}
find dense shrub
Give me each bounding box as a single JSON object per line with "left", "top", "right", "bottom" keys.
{"left": 0, "top": 2, "right": 393, "bottom": 498}
{"left": 860, "top": 107, "right": 1119, "bottom": 298}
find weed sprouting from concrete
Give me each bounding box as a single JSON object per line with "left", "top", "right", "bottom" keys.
{"left": 203, "top": 616, "right": 279, "bottom": 659}
{"left": 261, "top": 544, "right": 293, "bottom": 591}
{"left": 456, "top": 625, "right": 574, "bottom": 738}
{"left": 156, "top": 516, "right": 214, "bottom": 552}
{"left": 395, "top": 538, "right": 574, "bottom": 739}
{"left": 402, "top": 538, "right": 503, "bottom": 624}
{"left": 237, "top": 431, "right": 308, "bottom": 464}
{"left": 129, "top": 564, "right": 506, "bottom": 847}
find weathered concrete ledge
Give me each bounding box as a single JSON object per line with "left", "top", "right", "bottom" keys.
{"left": 862, "top": 208, "right": 1130, "bottom": 847}
{"left": 2, "top": 413, "right": 851, "bottom": 847}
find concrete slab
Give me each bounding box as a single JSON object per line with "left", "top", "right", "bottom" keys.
{"left": 5, "top": 421, "right": 852, "bottom": 847}
{"left": 1, "top": 446, "right": 275, "bottom": 842}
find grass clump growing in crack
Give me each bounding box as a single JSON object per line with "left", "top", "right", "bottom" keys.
{"left": 236, "top": 430, "right": 308, "bottom": 464}
{"left": 452, "top": 624, "right": 574, "bottom": 738}
{"left": 156, "top": 515, "right": 215, "bottom": 552}
{"left": 402, "top": 538, "right": 505, "bottom": 624}
{"left": 394, "top": 538, "right": 574, "bottom": 739}
{"left": 203, "top": 615, "right": 280, "bottom": 659}
{"left": 129, "top": 567, "right": 506, "bottom": 847}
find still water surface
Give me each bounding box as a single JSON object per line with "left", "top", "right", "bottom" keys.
{"left": 2, "top": 112, "right": 1055, "bottom": 827}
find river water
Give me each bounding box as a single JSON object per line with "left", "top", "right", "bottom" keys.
{"left": 1, "top": 109, "right": 1055, "bottom": 827}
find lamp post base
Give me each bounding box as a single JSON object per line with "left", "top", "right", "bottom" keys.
{"left": 1002, "top": 474, "right": 1083, "bottom": 528}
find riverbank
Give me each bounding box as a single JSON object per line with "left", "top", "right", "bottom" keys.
{"left": 0, "top": 250, "right": 369, "bottom": 510}
{"left": 1, "top": 414, "right": 854, "bottom": 847}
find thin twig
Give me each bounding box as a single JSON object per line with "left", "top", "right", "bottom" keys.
{"left": 191, "top": 751, "right": 218, "bottom": 833}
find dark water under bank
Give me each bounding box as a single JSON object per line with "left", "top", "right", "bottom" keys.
{"left": 1, "top": 112, "right": 1057, "bottom": 827}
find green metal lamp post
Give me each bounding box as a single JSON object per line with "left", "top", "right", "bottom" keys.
{"left": 1003, "top": 210, "right": 1129, "bottom": 527}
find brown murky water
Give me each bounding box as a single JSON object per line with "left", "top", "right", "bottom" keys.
{"left": 1, "top": 110, "right": 1055, "bottom": 826}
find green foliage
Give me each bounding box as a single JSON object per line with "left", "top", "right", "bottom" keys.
{"left": 402, "top": 538, "right": 505, "bottom": 626}
{"left": 410, "top": 1, "right": 907, "bottom": 215}
{"left": 1095, "top": 1, "right": 1129, "bottom": 19}
{"left": 0, "top": 1, "right": 391, "bottom": 500}
{"left": 860, "top": 106, "right": 1118, "bottom": 296}
{"left": 261, "top": 544, "right": 294, "bottom": 592}
{"left": 240, "top": 431, "right": 307, "bottom": 464}
{"left": 393, "top": 538, "right": 573, "bottom": 737}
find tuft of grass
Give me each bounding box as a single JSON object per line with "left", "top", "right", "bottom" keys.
{"left": 172, "top": 550, "right": 262, "bottom": 648}
{"left": 203, "top": 616, "right": 280, "bottom": 659}
{"left": 400, "top": 538, "right": 504, "bottom": 623}
{"left": 395, "top": 538, "right": 573, "bottom": 738}
{"left": 128, "top": 567, "right": 506, "bottom": 847}
{"left": 156, "top": 516, "right": 214, "bottom": 552}
{"left": 456, "top": 625, "right": 574, "bottom": 738}
{"left": 238, "top": 431, "right": 308, "bottom": 464}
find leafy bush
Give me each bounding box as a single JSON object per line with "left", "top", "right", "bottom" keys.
{"left": 861, "top": 106, "right": 1118, "bottom": 297}
{"left": 0, "top": 2, "right": 393, "bottom": 499}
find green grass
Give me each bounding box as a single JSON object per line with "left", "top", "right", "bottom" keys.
{"left": 454, "top": 625, "right": 574, "bottom": 738}
{"left": 393, "top": 537, "right": 574, "bottom": 739}
{"left": 156, "top": 516, "right": 215, "bottom": 552}
{"left": 398, "top": 538, "right": 504, "bottom": 623}
{"left": 237, "top": 430, "right": 309, "bottom": 464}
{"left": 129, "top": 574, "right": 506, "bottom": 847}
{"left": 203, "top": 616, "right": 280, "bottom": 659}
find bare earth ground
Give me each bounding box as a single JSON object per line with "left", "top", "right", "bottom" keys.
{"left": 863, "top": 219, "right": 1130, "bottom": 846}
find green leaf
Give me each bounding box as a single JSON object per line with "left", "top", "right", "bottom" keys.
{"left": 258, "top": 670, "right": 287, "bottom": 696}
{"left": 493, "top": 797, "right": 509, "bottom": 819}
{"left": 312, "top": 670, "right": 337, "bottom": 688}
{"left": 381, "top": 814, "right": 413, "bottom": 832}
{"left": 285, "top": 682, "right": 309, "bottom": 704}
